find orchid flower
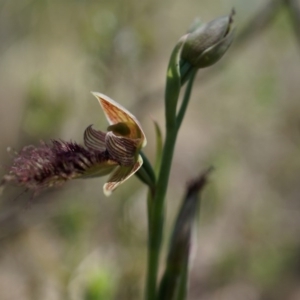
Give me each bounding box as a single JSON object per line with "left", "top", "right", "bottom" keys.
{"left": 1, "top": 92, "right": 146, "bottom": 196}
{"left": 84, "top": 92, "right": 147, "bottom": 195}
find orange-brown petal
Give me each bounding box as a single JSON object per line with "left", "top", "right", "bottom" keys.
{"left": 103, "top": 155, "right": 143, "bottom": 196}
{"left": 91, "top": 92, "right": 147, "bottom": 147}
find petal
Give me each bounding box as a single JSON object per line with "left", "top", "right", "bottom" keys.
{"left": 84, "top": 125, "right": 107, "bottom": 152}
{"left": 91, "top": 92, "right": 147, "bottom": 147}
{"left": 103, "top": 154, "right": 143, "bottom": 196}
{"left": 105, "top": 131, "right": 139, "bottom": 166}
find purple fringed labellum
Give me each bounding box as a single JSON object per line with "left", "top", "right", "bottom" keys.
{"left": 2, "top": 140, "right": 117, "bottom": 194}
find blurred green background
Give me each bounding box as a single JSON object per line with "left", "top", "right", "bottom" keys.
{"left": 0, "top": 0, "right": 300, "bottom": 299}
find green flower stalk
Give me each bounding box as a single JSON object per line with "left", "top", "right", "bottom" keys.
{"left": 146, "top": 11, "right": 235, "bottom": 300}
{"left": 1, "top": 92, "right": 148, "bottom": 196}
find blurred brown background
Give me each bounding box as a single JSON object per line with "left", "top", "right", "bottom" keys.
{"left": 0, "top": 0, "right": 300, "bottom": 299}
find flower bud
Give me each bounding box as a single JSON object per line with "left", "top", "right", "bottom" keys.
{"left": 181, "top": 9, "right": 235, "bottom": 68}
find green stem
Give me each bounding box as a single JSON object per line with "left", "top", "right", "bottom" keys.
{"left": 140, "top": 151, "right": 157, "bottom": 186}
{"left": 176, "top": 68, "right": 197, "bottom": 130}
{"left": 180, "top": 60, "right": 194, "bottom": 86}
{"left": 136, "top": 166, "right": 155, "bottom": 192}
{"left": 146, "top": 61, "right": 197, "bottom": 300}
{"left": 146, "top": 127, "right": 178, "bottom": 300}
{"left": 145, "top": 51, "right": 197, "bottom": 300}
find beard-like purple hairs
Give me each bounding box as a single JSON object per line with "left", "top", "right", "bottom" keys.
{"left": 1, "top": 140, "right": 112, "bottom": 194}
